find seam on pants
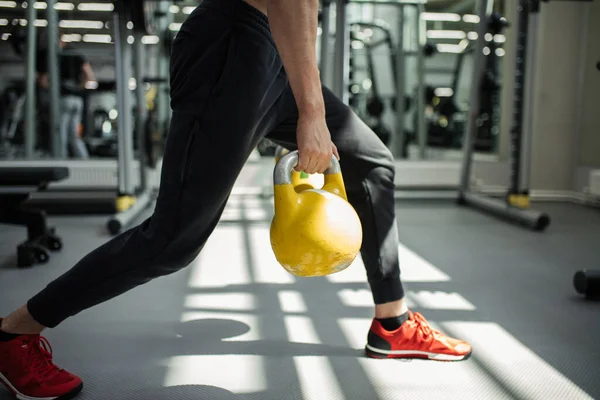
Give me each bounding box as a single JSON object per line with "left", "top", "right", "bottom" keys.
{"left": 361, "top": 178, "right": 384, "bottom": 273}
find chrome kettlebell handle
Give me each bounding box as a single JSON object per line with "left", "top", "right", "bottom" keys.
{"left": 274, "top": 150, "right": 340, "bottom": 185}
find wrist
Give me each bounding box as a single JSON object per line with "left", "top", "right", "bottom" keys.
{"left": 297, "top": 100, "right": 325, "bottom": 120}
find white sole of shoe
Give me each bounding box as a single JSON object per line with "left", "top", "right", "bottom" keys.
{"left": 0, "top": 372, "right": 58, "bottom": 400}
{"left": 365, "top": 344, "right": 469, "bottom": 361}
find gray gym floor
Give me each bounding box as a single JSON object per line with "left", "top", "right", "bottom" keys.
{"left": 1, "top": 190, "right": 599, "bottom": 399}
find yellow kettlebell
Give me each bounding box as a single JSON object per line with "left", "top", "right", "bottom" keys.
{"left": 274, "top": 146, "right": 325, "bottom": 191}
{"left": 270, "top": 150, "right": 363, "bottom": 277}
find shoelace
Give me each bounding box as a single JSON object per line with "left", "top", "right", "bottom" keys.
{"left": 412, "top": 312, "right": 434, "bottom": 341}
{"left": 22, "top": 336, "right": 61, "bottom": 381}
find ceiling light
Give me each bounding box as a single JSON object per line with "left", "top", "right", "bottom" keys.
{"left": 182, "top": 6, "right": 195, "bottom": 14}
{"left": 77, "top": 3, "right": 114, "bottom": 11}
{"left": 494, "top": 34, "right": 506, "bottom": 43}
{"left": 82, "top": 33, "right": 112, "bottom": 43}
{"left": 463, "top": 14, "right": 480, "bottom": 23}
{"left": 427, "top": 30, "right": 467, "bottom": 40}
{"left": 54, "top": 2, "right": 74, "bottom": 10}
{"left": 60, "top": 20, "right": 104, "bottom": 29}
{"left": 436, "top": 44, "right": 464, "bottom": 54}
{"left": 422, "top": 13, "right": 461, "bottom": 22}
{"left": 141, "top": 35, "right": 159, "bottom": 44}
{"left": 169, "top": 22, "right": 182, "bottom": 31}
{"left": 61, "top": 33, "right": 81, "bottom": 42}
{"left": 434, "top": 88, "right": 454, "bottom": 97}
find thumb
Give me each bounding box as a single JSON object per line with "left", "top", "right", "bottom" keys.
{"left": 332, "top": 143, "right": 340, "bottom": 160}
{"left": 296, "top": 151, "right": 308, "bottom": 172}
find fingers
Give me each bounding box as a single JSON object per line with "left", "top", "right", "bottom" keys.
{"left": 297, "top": 143, "right": 339, "bottom": 174}
{"left": 302, "top": 148, "right": 324, "bottom": 174}
{"left": 297, "top": 150, "right": 321, "bottom": 174}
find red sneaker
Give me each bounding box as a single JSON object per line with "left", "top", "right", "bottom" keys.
{"left": 365, "top": 311, "right": 472, "bottom": 361}
{"left": 0, "top": 332, "right": 83, "bottom": 399}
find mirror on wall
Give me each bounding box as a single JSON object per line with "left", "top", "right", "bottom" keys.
{"left": 333, "top": 0, "right": 509, "bottom": 162}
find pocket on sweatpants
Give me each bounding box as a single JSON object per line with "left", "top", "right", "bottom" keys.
{"left": 180, "top": 119, "right": 201, "bottom": 183}
{"left": 210, "top": 32, "right": 237, "bottom": 98}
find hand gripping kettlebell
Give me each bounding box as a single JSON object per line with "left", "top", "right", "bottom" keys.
{"left": 270, "top": 150, "right": 363, "bottom": 277}
{"left": 274, "top": 146, "right": 325, "bottom": 190}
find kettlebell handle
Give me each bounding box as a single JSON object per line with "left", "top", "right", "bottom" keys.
{"left": 274, "top": 150, "right": 341, "bottom": 185}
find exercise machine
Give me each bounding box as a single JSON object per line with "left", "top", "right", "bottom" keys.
{"left": 348, "top": 20, "right": 425, "bottom": 148}
{"left": 458, "top": 0, "right": 550, "bottom": 231}
{"left": 0, "top": 167, "right": 67, "bottom": 267}
{"left": 0, "top": 81, "right": 54, "bottom": 158}
{"left": 328, "top": 0, "right": 428, "bottom": 159}
{"left": 414, "top": 12, "right": 507, "bottom": 153}
{"left": 348, "top": 21, "right": 396, "bottom": 146}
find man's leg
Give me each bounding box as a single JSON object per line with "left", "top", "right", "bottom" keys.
{"left": 67, "top": 96, "right": 89, "bottom": 159}
{"left": 0, "top": 1, "right": 291, "bottom": 397}
{"left": 59, "top": 96, "right": 70, "bottom": 157}
{"left": 267, "top": 86, "right": 472, "bottom": 361}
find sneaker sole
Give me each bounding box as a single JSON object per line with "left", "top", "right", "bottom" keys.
{"left": 365, "top": 344, "right": 472, "bottom": 361}
{"left": 0, "top": 372, "right": 83, "bottom": 400}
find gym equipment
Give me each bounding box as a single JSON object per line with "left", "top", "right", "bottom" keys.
{"left": 9, "top": 24, "right": 30, "bottom": 57}
{"left": 274, "top": 146, "right": 324, "bottom": 190}
{"left": 410, "top": 13, "right": 507, "bottom": 153}
{"left": 270, "top": 150, "right": 362, "bottom": 277}
{"left": 130, "top": 0, "right": 161, "bottom": 35}
{"left": 330, "top": 0, "right": 428, "bottom": 158}
{"left": 0, "top": 82, "right": 54, "bottom": 157}
{"left": 142, "top": 77, "right": 169, "bottom": 168}
{"left": 348, "top": 21, "right": 404, "bottom": 146}
{"left": 458, "top": 0, "right": 550, "bottom": 232}
{"left": 1, "top": 0, "right": 162, "bottom": 218}
{"left": 0, "top": 167, "right": 67, "bottom": 267}
{"left": 106, "top": 0, "right": 156, "bottom": 235}
{"left": 573, "top": 270, "right": 600, "bottom": 300}
{"left": 319, "top": 0, "right": 332, "bottom": 82}
{"left": 25, "top": 0, "right": 38, "bottom": 159}
{"left": 475, "top": 12, "right": 508, "bottom": 153}
{"left": 46, "top": 0, "right": 62, "bottom": 158}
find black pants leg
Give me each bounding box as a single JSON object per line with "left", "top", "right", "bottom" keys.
{"left": 26, "top": 0, "right": 403, "bottom": 329}
{"left": 27, "top": 0, "right": 291, "bottom": 328}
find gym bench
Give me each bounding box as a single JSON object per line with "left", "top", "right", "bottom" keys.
{"left": 0, "top": 167, "right": 68, "bottom": 267}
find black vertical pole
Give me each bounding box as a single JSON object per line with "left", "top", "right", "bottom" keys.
{"left": 508, "top": 0, "right": 532, "bottom": 198}
{"left": 47, "top": 0, "right": 62, "bottom": 158}
{"left": 24, "top": 1, "right": 37, "bottom": 158}
{"left": 133, "top": 30, "right": 147, "bottom": 193}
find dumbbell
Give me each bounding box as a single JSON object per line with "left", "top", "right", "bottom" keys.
{"left": 573, "top": 270, "right": 600, "bottom": 299}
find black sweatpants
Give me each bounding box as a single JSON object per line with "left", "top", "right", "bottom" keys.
{"left": 27, "top": 0, "right": 404, "bottom": 328}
